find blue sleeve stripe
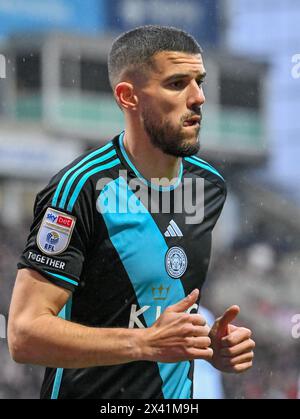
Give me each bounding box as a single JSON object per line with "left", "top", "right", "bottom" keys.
{"left": 45, "top": 271, "right": 78, "bottom": 287}
{"left": 67, "top": 158, "right": 121, "bottom": 212}
{"left": 51, "top": 297, "right": 73, "bottom": 399}
{"left": 51, "top": 368, "right": 64, "bottom": 399}
{"left": 185, "top": 157, "right": 225, "bottom": 181}
{"left": 52, "top": 141, "right": 113, "bottom": 207}
{"left": 58, "top": 149, "right": 117, "bottom": 209}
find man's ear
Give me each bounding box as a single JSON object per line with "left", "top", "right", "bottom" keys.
{"left": 114, "top": 82, "right": 138, "bottom": 110}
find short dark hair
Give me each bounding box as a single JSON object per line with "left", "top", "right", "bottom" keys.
{"left": 108, "top": 25, "right": 202, "bottom": 89}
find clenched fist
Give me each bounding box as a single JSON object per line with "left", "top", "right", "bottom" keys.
{"left": 209, "top": 305, "right": 255, "bottom": 373}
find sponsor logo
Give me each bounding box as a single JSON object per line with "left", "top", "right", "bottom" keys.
{"left": 128, "top": 302, "right": 198, "bottom": 328}
{"left": 46, "top": 212, "right": 57, "bottom": 223}
{"left": 57, "top": 215, "right": 73, "bottom": 228}
{"left": 37, "top": 208, "right": 76, "bottom": 255}
{"left": 164, "top": 220, "right": 183, "bottom": 237}
{"left": 46, "top": 212, "right": 73, "bottom": 228}
{"left": 165, "top": 246, "right": 188, "bottom": 279}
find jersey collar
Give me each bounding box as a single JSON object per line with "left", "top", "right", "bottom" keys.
{"left": 118, "top": 131, "right": 183, "bottom": 192}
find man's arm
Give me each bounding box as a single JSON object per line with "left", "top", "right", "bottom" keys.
{"left": 8, "top": 269, "right": 213, "bottom": 368}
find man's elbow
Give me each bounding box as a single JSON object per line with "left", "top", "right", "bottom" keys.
{"left": 8, "top": 318, "right": 35, "bottom": 364}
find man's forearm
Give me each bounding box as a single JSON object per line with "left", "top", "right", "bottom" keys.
{"left": 9, "top": 271, "right": 213, "bottom": 368}
{"left": 11, "top": 315, "right": 146, "bottom": 368}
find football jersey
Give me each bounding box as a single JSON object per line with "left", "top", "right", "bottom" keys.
{"left": 18, "top": 131, "right": 227, "bottom": 399}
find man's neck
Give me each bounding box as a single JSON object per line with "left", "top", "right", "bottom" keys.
{"left": 123, "top": 127, "right": 182, "bottom": 187}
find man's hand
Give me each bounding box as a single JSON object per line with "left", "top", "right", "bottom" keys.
{"left": 209, "top": 305, "right": 255, "bottom": 373}
{"left": 144, "top": 289, "right": 213, "bottom": 363}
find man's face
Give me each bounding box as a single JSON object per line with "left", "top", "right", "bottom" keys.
{"left": 137, "top": 51, "right": 206, "bottom": 157}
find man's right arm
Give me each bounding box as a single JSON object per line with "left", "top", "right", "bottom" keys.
{"left": 8, "top": 269, "right": 212, "bottom": 369}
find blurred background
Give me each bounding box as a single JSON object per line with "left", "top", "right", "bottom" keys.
{"left": 0, "top": 0, "right": 300, "bottom": 399}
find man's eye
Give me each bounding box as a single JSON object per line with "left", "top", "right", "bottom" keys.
{"left": 170, "top": 80, "right": 185, "bottom": 89}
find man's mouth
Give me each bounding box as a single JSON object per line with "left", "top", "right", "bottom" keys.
{"left": 183, "top": 116, "right": 201, "bottom": 127}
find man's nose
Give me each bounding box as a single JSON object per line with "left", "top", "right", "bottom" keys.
{"left": 187, "top": 81, "right": 206, "bottom": 109}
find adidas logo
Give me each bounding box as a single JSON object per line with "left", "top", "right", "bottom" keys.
{"left": 164, "top": 220, "right": 183, "bottom": 237}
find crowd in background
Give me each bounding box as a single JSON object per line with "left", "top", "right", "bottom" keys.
{"left": 206, "top": 243, "right": 300, "bottom": 399}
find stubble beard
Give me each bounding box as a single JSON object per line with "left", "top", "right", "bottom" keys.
{"left": 141, "top": 109, "right": 201, "bottom": 158}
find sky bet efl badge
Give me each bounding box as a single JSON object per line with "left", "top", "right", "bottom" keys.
{"left": 37, "top": 208, "right": 76, "bottom": 255}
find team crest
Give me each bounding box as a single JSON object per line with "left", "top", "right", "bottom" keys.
{"left": 165, "top": 246, "right": 188, "bottom": 279}
{"left": 37, "top": 208, "right": 76, "bottom": 255}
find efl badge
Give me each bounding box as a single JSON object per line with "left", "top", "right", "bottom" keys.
{"left": 165, "top": 246, "right": 188, "bottom": 279}
{"left": 37, "top": 208, "right": 76, "bottom": 255}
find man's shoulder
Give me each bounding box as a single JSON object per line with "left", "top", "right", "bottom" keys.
{"left": 36, "top": 138, "right": 122, "bottom": 213}
{"left": 51, "top": 139, "right": 120, "bottom": 186}
{"left": 183, "top": 155, "right": 226, "bottom": 190}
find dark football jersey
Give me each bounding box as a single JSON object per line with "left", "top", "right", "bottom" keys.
{"left": 18, "top": 131, "right": 227, "bottom": 399}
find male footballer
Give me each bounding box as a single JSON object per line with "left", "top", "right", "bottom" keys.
{"left": 8, "top": 25, "right": 255, "bottom": 399}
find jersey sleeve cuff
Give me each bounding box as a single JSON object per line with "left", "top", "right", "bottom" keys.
{"left": 17, "top": 262, "right": 78, "bottom": 293}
